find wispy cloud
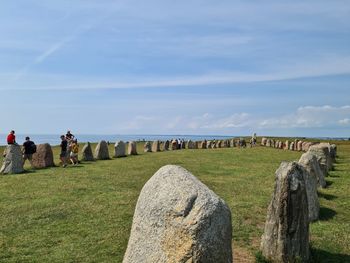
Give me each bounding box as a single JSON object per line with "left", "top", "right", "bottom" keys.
{"left": 4, "top": 54, "right": 350, "bottom": 90}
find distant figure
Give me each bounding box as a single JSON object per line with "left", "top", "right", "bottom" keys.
{"left": 22, "top": 136, "right": 36, "bottom": 168}
{"left": 250, "top": 133, "right": 257, "bottom": 147}
{"left": 7, "top": 130, "right": 16, "bottom": 145}
{"left": 60, "top": 135, "right": 68, "bottom": 167}
{"left": 69, "top": 139, "right": 79, "bottom": 165}
{"left": 65, "top": 130, "right": 75, "bottom": 142}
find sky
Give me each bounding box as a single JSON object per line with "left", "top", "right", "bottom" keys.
{"left": 0, "top": 0, "right": 349, "bottom": 137}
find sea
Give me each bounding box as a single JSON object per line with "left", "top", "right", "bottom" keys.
{"left": 0, "top": 134, "right": 348, "bottom": 146}
{"left": 0, "top": 134, "right": 235, "bottom": 146}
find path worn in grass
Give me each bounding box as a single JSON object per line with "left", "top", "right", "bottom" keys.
{"left": 0, "top": 141, "right": 349, "bottom": 262}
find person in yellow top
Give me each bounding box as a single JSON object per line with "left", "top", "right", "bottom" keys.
{"left": 69, "top": 139, "right": 79, "bottom": 165}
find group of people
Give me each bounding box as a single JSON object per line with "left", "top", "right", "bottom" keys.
{"left": 3, "top": 130, "right": 79, "bottom": 169}
{"left": 3, "top": 130, "right": 37, "bottom": 167}
{"left": 59, "top": 131, "right": 79, "bottom": 168}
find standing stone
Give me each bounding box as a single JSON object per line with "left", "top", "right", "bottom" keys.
{"left": 217, "top": 141, "right": 222, "bottom": 148}
{"left": 308, "top": 143, "right": 331, "bottom": 176}
{"left": 261, "top": 137, "right": 267, "bottom": 146}
{"left": 0, "top": 145, "right": 24, "bottom": 174}
{"left": 207, "top": 141, "right": 213, "bottom": 149}
{"left": 81, "top": 142, "right": 94, "bottom": 161}
{"left": 261, "top": 162, "right": 309, "bottom": 262}
{"left": 211, "top": 141, "right": 216, "bottom": 149}
{"left": 329, "top": 144, "right": 337, "bottom": 161}
{"left": 144, "top": 141, "right": 152, "bottom": 153}
{"left": 266, "top": 139, "right": 271, "bottom": 147}
{"left": 187, "top": 140, "right": 195, "bottom": 149}
{"left": 94, "top": 140, "right": 110, "bottom": 160}
{"left": 123, "top": 165, "right": 233, "bottom": 263}
{"left": 152, "top": 140, "right": 161, "bottom": 152}
{"left": 163, "top": 140, "right": 170, "bottom": 151}
{"left": 289, "top": 142, "right": 295, "bottom": 151}
{"left": 284, "top": 140, "right": 289, "bottom": 150}
{"left": 128, "top": 141, "right": 138, "bottom": 155}
{"left": 32, "top": 143, "right": 55, "bottom": 168}
{"left": 194, "top": 141, "right": 199, "bottom": 149}
{"left": 171, "top": 140, "right": 178, "bottom": 150}
{"left": 298, "top": 153, "right": 321, "bottom": 221}
{"left": 230, "top": 139, "right": 236, "bottom": 147}
{"left": 200, "top": 140, "right": 207, "bottom": 149}
{"left": 297, "top": 141, "right": 303, "bottom": 151}
{"left": 115, "top": 141, "right": 127, "bottom": 157}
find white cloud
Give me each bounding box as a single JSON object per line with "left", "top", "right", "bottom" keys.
{"left": 339, "top": 118, "right": 350, "bottom": 125}
{"left": 259, "top": 105, "right": 350, "bottom": 128}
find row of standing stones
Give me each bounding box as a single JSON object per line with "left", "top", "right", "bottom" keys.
{"left": 0, "top": 139, "right": 337, "bottom": 263}
{"left": 0, "top": 138, "right": 237, "bottom": 174}
{"left": 123, "top": 142, "right": 337, "bottom": 262}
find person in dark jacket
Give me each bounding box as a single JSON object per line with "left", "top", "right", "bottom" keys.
{"left": 22, "top": 136, "right": 36, "bottom": 167}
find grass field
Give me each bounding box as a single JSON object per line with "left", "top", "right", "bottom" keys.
{"left": 0, "top": 140, "right": 349, "bottom": 262}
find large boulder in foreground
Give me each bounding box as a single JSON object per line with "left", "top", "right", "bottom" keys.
{"left": 81, "top": 142, "right": 94, "bottom": 161}
{"left": 298, "top": 153, "right": 320, "bottom": 221}
{"left": 32, "top": 143, "right": 55, "bottom": 168}
{"left": 114, "top": 141, "right": 126, "bottom": 157}
{"left": 0, "top": 145, "right": 24, "bottom": 174}
{"left": 261, "top": 161, "right": 309, "bottom": 263}
{"left": 94, "top": 140, "right": 110, "bottom": 160}
{"left": 123, "top": 165, "right": 232, "bottom": 263}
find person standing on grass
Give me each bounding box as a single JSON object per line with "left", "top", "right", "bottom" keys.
{"left": 22, "top": 136, "right": 36, "bottom": 168}
{"left": 60, "top": 135, "right": 68, "bottom": 168}
{"left": 69, "top": 139, "right": 79, "bottom": 165}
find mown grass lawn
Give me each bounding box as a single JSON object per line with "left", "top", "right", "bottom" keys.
{"left": 0, "top": 140, "right": 349, "bottom": 262}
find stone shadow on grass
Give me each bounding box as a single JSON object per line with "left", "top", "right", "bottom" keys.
{"left": 319, "top": 207, "right": 336, "bottom": 221}
{"left": 318, "top": 192, "right": 337, "bottom": 201}
{"left": 310, "top": 247, "right": 350, "bottom": 263}
{"left": 325, "top": 180, "right": 333, "bottom": 187}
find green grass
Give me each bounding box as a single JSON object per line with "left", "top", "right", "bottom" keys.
{"left": 0, "top": 140, "right": 349, "bottom": 262}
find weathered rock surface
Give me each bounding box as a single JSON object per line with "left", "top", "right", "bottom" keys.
{"left": 128, "top": 141, "right": 138, "bottom": 155}
{"left": 308, "top": 143, "right": 331, "bottom": 176}
{"left": 200, "top": 140, "right": 207, "bottom": 149}
{"left": 284, "top": 140, "right": 289, "bottom": 150}
{"left": 261, "top": 137, "right": 267, "bottom": 146}
{"left": 289, "top": 142, "right": 295, "bottom": 151}
{"left": 187, "top": 140, "right": 195, "bottom": 149}
{"left": 115, "top": 141, "right": 126, "bottom": 157}
{"left": 32, "top": 143, "right": 55, "bottom": 168}
{"left": 330, "top": 144, "right": 337, "bottom": 161}
{"left": 144, "top": 141, "right": 152, "bottom": 153}
{"left": 171, "top": 140, "right": 178, "bottom": 150}
{"left": 152, "top": 140, "right": 161, "bottom": 152}
{"left": 297, "top": 141, "right": 303, "bottom": 151}
{"left": 298, "top": 153, "right": 321, "bottom": 221}
{"left": 123, "top": 165, "right": 233, "bottom": 263}
{"left": 81, "top": 142, "right": 94, "bottom": 161}
{"left": 0, "top": 145, "right": 24, "bottom": 174}
{"left": 94, "top": 140, "right": 110, "bottom": 160}
{"left": 163, "top": 140, "right": 170, "bottom": 151}
{"left": 261, "top": 161, "right": 309, "bottom": 263}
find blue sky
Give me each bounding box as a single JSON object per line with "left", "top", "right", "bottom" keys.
{"left": 0, "top": 0, "right": 349, "bottom": 137}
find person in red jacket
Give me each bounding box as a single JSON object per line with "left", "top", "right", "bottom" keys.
{"left": 7, "top": 130, "right": 16, "bottom": 145}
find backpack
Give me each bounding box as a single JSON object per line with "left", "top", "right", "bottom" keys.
{"left": 31, "top": 143, "right": 37, "bottom": 154}
{"left": 72, "top": 144, "right": 79, "bottom": 154}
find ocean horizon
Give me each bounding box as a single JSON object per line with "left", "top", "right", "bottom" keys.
{"left": 0, "top": 134, "right": 237, "bottom": 146}
{"left": 0, "top": 133, "right": 348, "bottom": 146}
